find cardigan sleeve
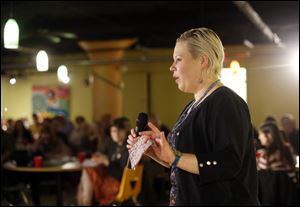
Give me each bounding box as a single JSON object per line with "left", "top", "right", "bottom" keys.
{"left": 195, "top": 94, "right": 251, "bottom": 185}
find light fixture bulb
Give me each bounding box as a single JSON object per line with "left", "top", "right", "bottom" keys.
{"left": 57, "top": 65, "right": 68, "bottom": 79}
{"left": 230, "top": 60, "right": 240, "bottom": 74}
{"left": 36, "top": 50, "right": 49, "bottom": 72}
{"left": 4, "top": 18, "right": 19, "bottom": 49}
{"left": 9, "top": 77, "right": 16, "bottom": 85}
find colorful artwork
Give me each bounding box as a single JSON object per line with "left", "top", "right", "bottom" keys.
{"left": 32, "top": 86, "right": 70, "bottom": 118}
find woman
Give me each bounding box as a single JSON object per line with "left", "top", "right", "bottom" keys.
{"left": 77, "top": 117, "right": 129, "bottom": 205}
{"left": 13, "top": 119, "right": 34, "bottom": 151}
{"left": 35, "top": 125, "right": 71, "bottom": 160}
{"left": 10, "top": 119, "right": 35, "bottom": 166}
{"left": 127, "top": 28, "right": 259, "bottom": 205}
{"left": 257, "top": 122, "right": 298, "bottom": 205}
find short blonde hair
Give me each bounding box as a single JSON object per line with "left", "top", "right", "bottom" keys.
{"left": 176, "top": 28, "right": 224, "bottom": 77}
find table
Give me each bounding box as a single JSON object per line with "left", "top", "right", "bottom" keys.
{"left": 3, "top": 162, "right": 82, "bottom": 206}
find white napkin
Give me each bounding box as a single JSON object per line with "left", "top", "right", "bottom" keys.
{"left": 129, "top": 136, "right": 153, "bottom": 168}
{"left": 82, "top": 159, "right": 98, "bottom": 167}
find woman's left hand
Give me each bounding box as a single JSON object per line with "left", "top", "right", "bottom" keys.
{"left": 139, "top": 122, "right": 175, "bottom": 165}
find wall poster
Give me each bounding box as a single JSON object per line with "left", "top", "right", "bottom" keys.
{"left": 32, "top": 85, "right": 70, "bottom": 118}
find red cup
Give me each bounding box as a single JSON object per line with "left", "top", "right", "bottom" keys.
{"left": 256, "top": 151, "right": 262, "bottom": 158}
{"left": 78, "top": 152, "right": 86, "bottom": 163}
{"left": 34, "top": 156, "right": 43, "bottom": 168}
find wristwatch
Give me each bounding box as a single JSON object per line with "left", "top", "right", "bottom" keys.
{"left": 171, "top": 148, "right": 182, "bottom": 167}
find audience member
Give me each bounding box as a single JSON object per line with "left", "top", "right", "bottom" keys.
{"left": 35, "top": 125, "right": 72, "bottom": 160}
{"left": 264, "top": 115, "right": 278, "bottom": 125}
{"left": 77, "top": 117, "right": 129, "bottom": 205}
{"left": 69, "top": 116, "right": 92, "bottom": 155}
{"left": 29, "top": 113, "right": 42, "bottom": 140}
{"left": 100, "top": 113, "right": 113, "bottom": 138}
{"left": 280, "top": 114, "right": 299, "bottom": 155}
{"left": 257, "top": 122, "right": 298, "bottom": 205}
{"left": 1, "top": 129, "right": 15, "bottom": 165}
{"left": 149, "top": 113, "right": 170, "bottom": 137}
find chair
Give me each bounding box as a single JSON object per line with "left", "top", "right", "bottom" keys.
{"left": 114, "top": 164, "right": 144, "bottom": 205}
{"left": 1, "top": 183, "right": 31, "bottom": 206}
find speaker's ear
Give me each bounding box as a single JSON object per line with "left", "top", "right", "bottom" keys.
{"left": 200, "top": 54, "right": 209, "bottom": 67}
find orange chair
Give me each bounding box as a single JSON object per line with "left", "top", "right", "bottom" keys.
{"left": 114, "top": 164, "right": 144, "bottom": 205}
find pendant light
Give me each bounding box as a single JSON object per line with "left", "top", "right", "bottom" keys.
{"left": 36, "top": 50, "right": 49, "bottom": 72}
{"left": 4, "top": 18, "right": 19, "bottom": 49}
{"left": 57, "top": 65, "right": 70, "bottom": 84}
{"left": 4, "top": 2, "right": 19, "bottom": 49}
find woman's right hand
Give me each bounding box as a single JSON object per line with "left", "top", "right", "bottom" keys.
{"left": 126, "top": 128, "right": 138, "bottom": 151}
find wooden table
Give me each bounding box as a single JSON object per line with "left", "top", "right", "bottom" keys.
{"left": 3, "top": 162, "right": 82, "bottom": 205}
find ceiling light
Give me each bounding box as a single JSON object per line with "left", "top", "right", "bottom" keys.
{"left": 4, "top": 18, "right": 19, "bottom": 49}
{"left": 9, "top": 77, "right": 16, "bottom": 85}
{"left": 57, "top": 65, "right": 70, "bottom": 84}
{"left": 57, "top": 65, "right": 68, "bottom": 79}
{"left": 230, "top": 60, "right": 240, "bottom": 74}
{"left": 243, "top": 39, "right": 254, "bottom": 49}
{"left": 36, "top": 50, "right": 49, "bottom": 72}
{"left": 61, "top": 76, "right": 70, "bottom": 84}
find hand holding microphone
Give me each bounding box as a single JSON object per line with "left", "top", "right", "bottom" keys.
{"left": 127, "top": 112, "right": 150, "bottom": 168}
{"left": 127, "top": 112, "right": 174, "bottom": 168}
{"left": 127, "top": 112, "right": 148, "bottom": 151}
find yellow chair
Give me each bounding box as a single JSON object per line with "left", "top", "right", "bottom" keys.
{"left": 115, "top": 164, "right": 144, "bottom": 205}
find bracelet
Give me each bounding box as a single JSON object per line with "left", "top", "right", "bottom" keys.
{"left": 171, "top": 147, "right": 182, "bottom": 167}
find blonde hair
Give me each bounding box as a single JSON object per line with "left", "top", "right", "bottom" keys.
{"left": 176, "top": 28, "right": 224, "bottom": 78}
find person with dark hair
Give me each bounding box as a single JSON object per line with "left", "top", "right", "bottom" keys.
{"left": 77, "top": 117, "right": 129, "bottom": 205}
{"left": 280, "top": 114, "right": 299, "bottom": 155}
{"left": 69, "top": 115, "right": 91, "bottom": 154}
{"left": 10, "top": 119, "right": 35, "bottom": 166}
{"left": 1, "top": 129, "right": 15, "bottom": 165}
{"left": 29, "top": 113, "right": 42, "bottom": 140}
{"left": 257, "top": 122, "right": 298, "bottom": 205}
{"left": 264, "top": 115, "right": 277, "bottom": 125}
{"left": 34, "top": 125, "right": 72, "bottom": 160}
{"left": 100, "top": 113, "right": 113, "bottom": 138}
{"left": 13, "top": 120, "right": 34, "bottom": 150}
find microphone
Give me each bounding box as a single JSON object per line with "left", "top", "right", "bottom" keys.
{"left": 135, "top": 112, "right": 148, "bottom": 134}
{"left": 127, "top": 112, "right": 148, "bottom": 168}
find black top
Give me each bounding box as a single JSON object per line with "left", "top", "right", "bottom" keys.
{"left": 172, "top": 86, "right": 259, "bottom": 205}
{"left": 101, "top": 138, "right": 129, "bottom": 181}
{"left": 288, "top": 129, "right": 299, "bottom": 155}
{"left": 258, "top": 170, "right": 299, "bottom": 206}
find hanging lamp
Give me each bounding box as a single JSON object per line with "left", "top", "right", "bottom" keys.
{"left": 36, "top": 50, "right": 49, "bottom": 72}
{"left": 57, "top": 65, "right": 70, "bottom": 84}
{"left": 4, "top": 18, "right": 19, "bottom": 49}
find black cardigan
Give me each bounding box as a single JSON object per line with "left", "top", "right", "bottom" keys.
{"left": 174, "top": 86, "right": 259, "bottom": 205}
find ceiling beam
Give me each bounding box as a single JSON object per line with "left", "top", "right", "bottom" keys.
{"left": 233, "top": 1, "right": 285, "bottom": 47}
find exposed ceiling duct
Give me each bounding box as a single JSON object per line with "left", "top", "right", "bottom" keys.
{"left": 233, "top": 1, "right": 285, "bottom": 47}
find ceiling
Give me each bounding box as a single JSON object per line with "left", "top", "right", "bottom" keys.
{"left": 1, "top": 1, "right": 299, "bottom": 73}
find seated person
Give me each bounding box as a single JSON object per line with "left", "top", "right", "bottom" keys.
{"left": 34, "top": 125, "right": 72, "bottom": 161}
{"left": 77, "top": 117, "right": 129, "bottom": 206}
{"left": 1, "top": 129, "right": 15, "bottom": 165}
{"left": 9, "top": 119, "right": 35, "bottom": 166}
{"left": 280, "top": 114, "right": 299, "bottom": 155}
{"left": 256, "top": 122, "right": 298, "bottom": 205}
